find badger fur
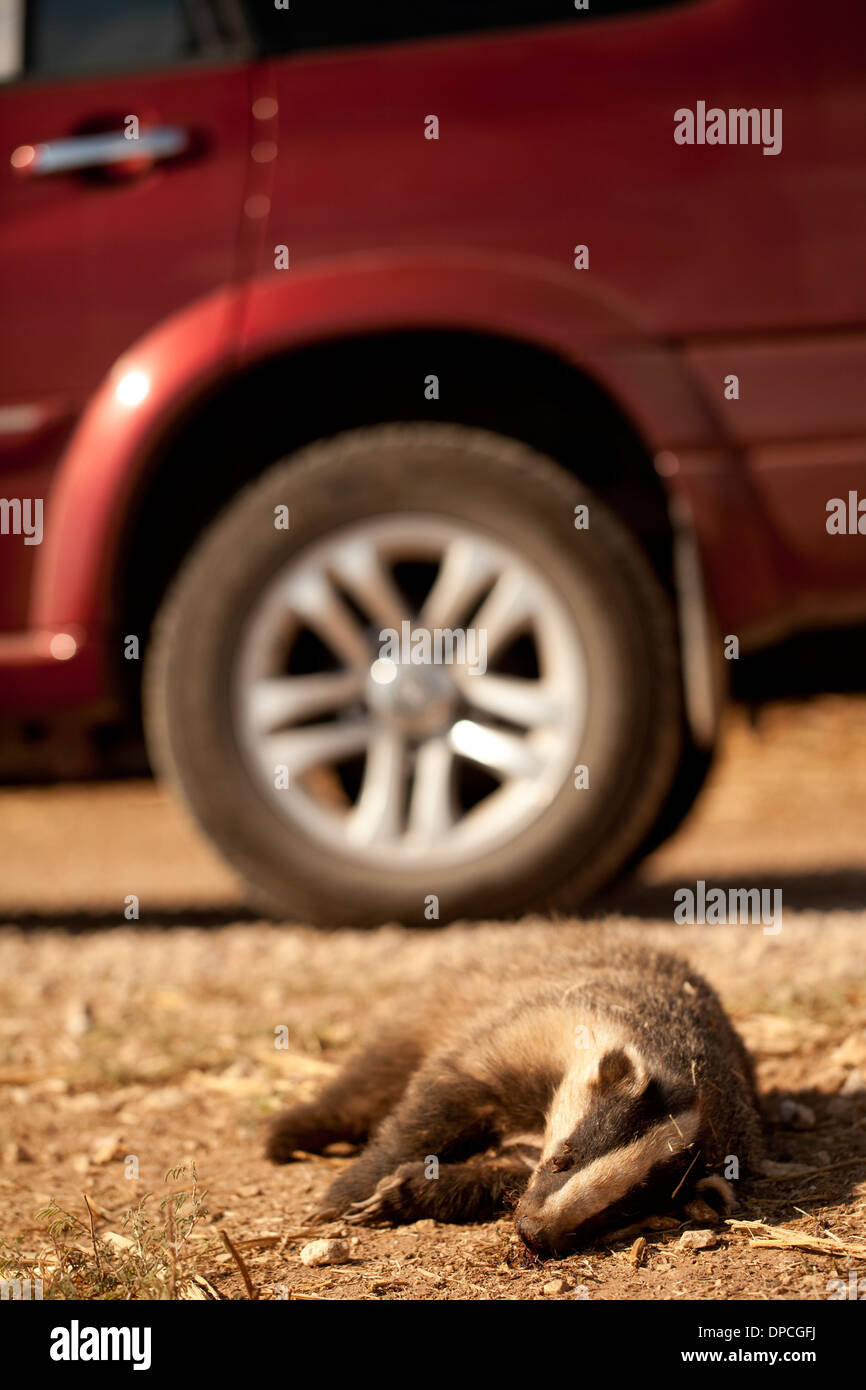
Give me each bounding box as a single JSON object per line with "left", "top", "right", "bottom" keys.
{"left": 267, "top": 935, "right": 762, "bottom": 1256}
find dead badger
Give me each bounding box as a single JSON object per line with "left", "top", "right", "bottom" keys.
{"left": 267, "top": 935, "right": 762, "bottom": 1256}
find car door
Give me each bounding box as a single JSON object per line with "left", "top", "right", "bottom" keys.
{"left": 250, "top": 0, "right": 866, "bottom": 619}
{"left": 0, "top": 0, "right": 253, "bottom": 630}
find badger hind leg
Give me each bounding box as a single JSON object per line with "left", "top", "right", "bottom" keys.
{"left": 266, "top": 1102, "right": 357, "bottom": 1163}
{"left": 266, "top": 1027, "right": 424, "bottom": 1163}
{"left": 343, "top": 1155, "right": 532, "bottom": 1226}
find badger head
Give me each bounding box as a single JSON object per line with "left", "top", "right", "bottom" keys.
{"left": 514, "top": 1047, "right": 704, "bottom": 1257}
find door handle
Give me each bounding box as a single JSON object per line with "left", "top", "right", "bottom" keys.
{"left": 11, "top": 125, "right": 190, "bottom": 176}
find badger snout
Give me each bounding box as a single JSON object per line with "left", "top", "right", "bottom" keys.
{"left": 514, "top": 1213, "right": 545, "bottom": 1253}
{"left": 515, "top": 1206, "right": 577, "bottom": 1259}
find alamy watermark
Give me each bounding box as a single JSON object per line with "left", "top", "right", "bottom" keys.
{"left": 674, "top": 880, "right": 782, "bottom": 935}
{"left": 1, "top": 1277, "right": 43, "bottom": 1299}
{"left": 826, "top": 491, "right": 866, "bottom": 534}
{"left": 50, "top": 1321, "right": 151, "bottom": 1370}
{"left": 674, "top": 103, "right": 782, "bottom": 156}
{"left": 827, "top": 1272, "right": 866, "bottom": 1300}
{"left": 378, "top": 621, "right": 487, "bottom": 674}
{"left": 0, "top": 497, "right": 42, "bottom": 545}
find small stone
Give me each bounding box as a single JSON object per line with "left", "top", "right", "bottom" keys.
{"left": 840, "top": 1069, "right": 864, "bottom": 1097}
{"left": 677, "top": 1229, "right": 718, "bottom": 1251}
{"left": 299, "top": 1238, "right": 351, "bottom": 1267}
{"left": 102, "top": 1231, "right": 135, "bottom": 1253}
{"left": 237, "top": 1184, "right": 261, "bottom": 1198}
{"left": 829, "top": 1037, "right": 866, "bottom": 1069}
{"left": 91, "top": 1135, "right": 124, "bottom": 1164}
{"left": 139, "top": 1086, "right": 186, "bottom": 1112}
{"left": 65, "top": 1003, "right": 94, "bottom": 1038}
{"left": 67, "top": 1092, "right": 102, "bottom": 1114}
{"left": 413, "top": 1218, "right": 437, "bottom": 1233}
{"left": 1, "top": 1141, "right": 33, "bottom": 1164}
{"left": 778, "top": 1099, "right": 816, "bottom": 1130}
{"left": 219, "top": 1057, "right": 256, "bottom": 1078}
{"left": 543, "top": 1278, "right": 571, "bottom": 1296}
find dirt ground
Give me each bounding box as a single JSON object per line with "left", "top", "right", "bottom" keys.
{"left": 0, "top": 695, "right": 864, "bottom": 1301}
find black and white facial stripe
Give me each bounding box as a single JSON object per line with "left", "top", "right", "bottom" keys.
{"left": 515, "top": 1046, "right": 703, "bottom": 1255}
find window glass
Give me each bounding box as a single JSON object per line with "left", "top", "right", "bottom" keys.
{"left": 26, "top": 0, "right": 201, "bottom": 77}
{"left": 246, "top": 0, "right": 693, "bottom": 55}
{"left": 0, "top": 0, "right": 24, "bottom": 80}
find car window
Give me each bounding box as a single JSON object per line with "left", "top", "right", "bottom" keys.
{"left": 0, "top": 0, "right": 23, "bottom": 80}
{"left": 245, "top": 0, "right": 693, "bottom": 55}
{"left": 21, "top": 0, "right": 231, "bottom": 79}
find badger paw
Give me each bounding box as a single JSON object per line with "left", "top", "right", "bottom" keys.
{"left": 695, "top": 1173, "right": 739, "bottom": 1211}
{"left": 345, "top": 1164, "right": 424, "bottom": 1225}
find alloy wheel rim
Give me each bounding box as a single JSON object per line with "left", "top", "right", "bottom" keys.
{"left": 233, "top": 514, "right": 588, "bottom": 869}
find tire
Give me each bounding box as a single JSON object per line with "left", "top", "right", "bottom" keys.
{"left": 633, "top": 734, "right": 714, "bottom": 858}
{"left": 144, "top": 424, "right": 684, "bottom": 925}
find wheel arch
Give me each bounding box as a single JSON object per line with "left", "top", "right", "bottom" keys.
{"left": 112, "top": 327, "right": 682, "bottom": 704}
{"left": 31, "top": 252, "right": 734, "bottom": 722}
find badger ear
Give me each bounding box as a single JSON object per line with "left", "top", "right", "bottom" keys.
{"left": 594, "top": 1048, "right": 636, "bottom": 1092}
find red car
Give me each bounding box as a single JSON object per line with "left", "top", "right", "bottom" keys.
{"left": 1, "top": 0, "right": 865, "bottom": 924}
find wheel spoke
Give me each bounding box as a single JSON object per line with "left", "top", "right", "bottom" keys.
{"left": 330, "top": 537, "right": 410, "bottom": 632}
{"left": 419, "top": 537, "right": 495, "bottom": 629}
{"left": 449, "top": 718, "right": 541, "bottom": 780}
{"left": 348, "top": 727, "right": 406, "bottom": 844}
{"left": 284, "top": 570, "right": 372, "bottom": 670}
{"left": 469, "top": 568, "right": 536, "bottom": 662}
{"left": 456, "top": 673, "right": 562, "bottom": 729}
{"left": 250, "top": 672, "right": 363, "bottom": 733}
{"left": 268, "top": 719, "right": 370, "bottom": 775}
{"left": 407, "top": 737, "right": 456, "bottom": 843}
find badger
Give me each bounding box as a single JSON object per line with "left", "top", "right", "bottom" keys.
{"left": 266, "top": 934, "right": 762, "bottom": 1257}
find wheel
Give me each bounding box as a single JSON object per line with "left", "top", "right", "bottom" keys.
{"left": 144, "top": 424, "right": 683, "bottom": 925}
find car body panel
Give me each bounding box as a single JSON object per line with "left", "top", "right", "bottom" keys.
{"left": 0, "top": 53, "right": 254, "bottom": 656}
{"left": 1, "top": 0, "right": 865, "bottom": 717}
{"left": 259, "top": 0, "right": 866, "bottom": 337}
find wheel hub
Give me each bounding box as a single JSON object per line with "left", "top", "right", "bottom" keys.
{"left": 368, "top": 654, "right": 457, "bottom": 736}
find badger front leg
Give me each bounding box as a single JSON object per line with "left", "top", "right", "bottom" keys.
{"left": 319, "top": 1064, "right": 502, "bottom": 1219}
{"left": 345, "top": 1155, "right": 532, "bottom": 1225}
